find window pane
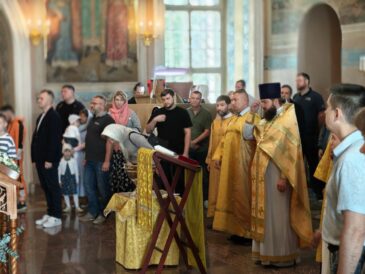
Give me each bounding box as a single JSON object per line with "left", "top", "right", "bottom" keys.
{"left": 192, "top": 73, "right": 221, "bottom": 102}
{"left": 164, "top": 0, "right": 188, "bottom": 5}
{"left": 166, "top": 74, "right": 192, "bottom": 83}
{"left": 191, "top": 11, "right": 221, "bottom": 68}
{"left": 165, "top": 11, "right": 190, "bottom": 68}
{"left": 190, "top": 0, "right": 219, "bottom": 6}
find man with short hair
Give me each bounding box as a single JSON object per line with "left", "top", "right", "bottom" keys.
{"left": 281, "top": 84, "right": 293, "bottom": 101}
{"left": 322, "top": 84, "right": 365, "bottom": 274}
{"left": 31, "top": 90, "right": 63, "bottom": 228}
{"left": 281, "top": 84, "right": 305, "bottom": 142}
{"left": 212, "top": 89, "right": 260, "bottom": 244}
{"left": 246, "top": 83, "right": 312, "bottom": 267}
{"left": 293, "top": 72, "right": 325, "bottom": 200}
{"left": 146, "top": 89, "right": 192, "bottom": 194}
{"left": 80, "top": 96, "right": 114, "bottom": 225}
{"left": 235, "top": 79, "right": 246, "bottom": 91}
{"left": 206, "top": 95, "right": 233, "bottom": 218}
{"left": 0, "top": 105, "right": 27, "bottom": 211}
{"left": 146, "top": 89, "right": 192, "bottom": 157}
{"left": 56, "top": 84, "right": 85, "bottom": 133}
{"left": 187, "top": 90, "right": 212, "bottom": 202}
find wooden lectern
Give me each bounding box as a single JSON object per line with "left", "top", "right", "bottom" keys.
{"left": 0, "top": 165, "right": 22, "bottom": 274}
{"left": 139, "top": 152, "right": 206, "bottom": 274}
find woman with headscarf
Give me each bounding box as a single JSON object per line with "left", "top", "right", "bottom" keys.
{"left": 108, "top": 91, "right": 141, "bottom": 193}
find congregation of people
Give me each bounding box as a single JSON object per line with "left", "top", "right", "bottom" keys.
{"left": 4, "top": 73, "right": 365, "bottom": 274}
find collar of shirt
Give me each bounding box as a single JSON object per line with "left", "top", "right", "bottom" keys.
{"left": 239, "top": 106, "right": 250, "bottom": 116}
{"left": 333, "top": 130, "right": 363, "bottom": 159}
{"left": 276, "top": 106, "right": 284, "bottom": 115}
{"left": 223, "top": 112, "right": 233, "bottom": 119}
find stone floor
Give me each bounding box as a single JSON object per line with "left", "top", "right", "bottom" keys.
{"left": 16, "top": 184, "right": 321, "bottom": 274}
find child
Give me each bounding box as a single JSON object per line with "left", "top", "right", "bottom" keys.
{"left": 74, "top": 109, "right": 91, "bottom": 199}
{"left": 58, "top": 143, "right": 82, "bottom": 213}
{"left": 0, "top": 113, "right": 17, "bottom": 159}
{"left": 63, "top": 114, "right": 81, "bottom": 148}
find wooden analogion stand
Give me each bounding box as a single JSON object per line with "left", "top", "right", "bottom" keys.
{"left": 0, "top": 167, "right": 22, "bottom": 274}
{"left": 139, "top": 152, "right": 207, "bottom": 274}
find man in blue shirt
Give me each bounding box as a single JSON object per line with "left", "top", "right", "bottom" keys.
{"left": 322, "top": 84, "right": 365, "bottom": 274}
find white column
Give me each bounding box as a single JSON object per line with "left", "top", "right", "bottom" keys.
{"left": 248, "top": 0, "right": 264, "bottom": 98}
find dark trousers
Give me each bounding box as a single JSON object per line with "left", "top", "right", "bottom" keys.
{"left": 302, "top": 136, "right": 325, "bottom": 199}
{"left": 328, "top": 244, "right": 365, "bottom": 274}
{"left": 36, "top": 162, "right": 62, "bottom": 219}
{"left": 158, "top": 160, "right": 185, "bottom": 195}
{"left": 189, "top": 149, "right": 209, "bottom": 201}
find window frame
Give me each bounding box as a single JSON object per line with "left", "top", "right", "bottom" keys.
{"left": 164, "top": 1, "right": 226, "bottom": 99}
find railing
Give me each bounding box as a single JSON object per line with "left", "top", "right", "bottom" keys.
{"left": 0, "top": 171, "right": 22, "bottom": 274}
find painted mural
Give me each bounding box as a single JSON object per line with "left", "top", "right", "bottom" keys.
{"left": 46, "top": 0, "right": 138, "bottom": 82}
{"left": 272, "top": 0, "right": 365, "bottom": 34}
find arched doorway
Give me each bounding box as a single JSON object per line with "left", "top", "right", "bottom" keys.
{"left": 297, "top": 3, "right": 341, "bottom": 99}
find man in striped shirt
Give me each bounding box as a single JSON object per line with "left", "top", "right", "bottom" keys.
{"left": 0, "top": 113, "right": 17, "bottom": 159}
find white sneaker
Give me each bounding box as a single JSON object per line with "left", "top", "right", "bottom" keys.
{"left": 35, "top": 214, "right": 50, "bottom": 226}
{"left": 42, "top": 217, "right": 62, "bottom": 228}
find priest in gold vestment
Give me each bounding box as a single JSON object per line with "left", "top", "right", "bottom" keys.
{"left": 212, "top": 89, "right": 260, "bottom": 242}
{"left": 206, "top": 95, "right": 234, "bottom": 218}
{"left": 245, "top": 83, "right": 312, "bottom": 266}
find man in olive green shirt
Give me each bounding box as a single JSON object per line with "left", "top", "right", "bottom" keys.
{"left": 188, "top": 90, "right": 213, "bottom": 203}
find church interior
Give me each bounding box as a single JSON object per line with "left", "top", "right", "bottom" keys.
{"left": 0, "top": 0, "right": 365, "bottom": 273}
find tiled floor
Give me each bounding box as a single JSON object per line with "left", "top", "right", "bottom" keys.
{"left": 16, "top": 184, "right": 321, "bottom": 274}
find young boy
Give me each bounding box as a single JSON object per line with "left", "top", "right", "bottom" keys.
{"left": 0, "top": 113, "right": 17, "bottom": 159}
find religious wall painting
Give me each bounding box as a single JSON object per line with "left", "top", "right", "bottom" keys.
{"left": 46, "top": 0, "right": 138, "bottom": 82}
{"left": 271, "top": 0, "right": 365, "bottom": 35}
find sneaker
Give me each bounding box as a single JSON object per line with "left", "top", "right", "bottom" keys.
{"left": 79, "top": 212, "right": 95, "bottom": 222}
{"left": 17, "top": 202, "right": 27, "bottom": 213}
{"left": 35, "top": 214, "right": 50, "bottom": 226}
{"left": 76, "top": 207, "right": 84, "bottom": 213}
{"left": 42, "top": 217, "right": 62, "bottom": 228}
{"left": 62, "top": 207, "right": 71, "bottom": 213}
{"left": 93, "top": 215, "right": 106, "bottom": 225}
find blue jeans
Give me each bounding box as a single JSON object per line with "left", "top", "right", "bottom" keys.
{"left": 84, "top": 160, "right": 111, "bottom": 217}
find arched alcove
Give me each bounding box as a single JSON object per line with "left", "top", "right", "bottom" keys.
{"left": 298, "top": 3, "right": 341, "bottom": 99}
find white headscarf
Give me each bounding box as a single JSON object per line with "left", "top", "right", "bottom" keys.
{"left": 101, "top": 124, "right": 153, "bottom": 163}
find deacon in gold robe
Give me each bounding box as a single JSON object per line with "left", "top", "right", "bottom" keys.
{"left": 245, "top": 83, "right": 312, "bottom": 266}
{"left": 206, "top": 95, "right": 234, "bottom": 217}
{"left": 212, "top": 89, "right": 260, "bottom": 242}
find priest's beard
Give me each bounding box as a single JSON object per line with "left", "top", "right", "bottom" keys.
{"left": 263, "top": 106, "right": 277, "bottom": 121}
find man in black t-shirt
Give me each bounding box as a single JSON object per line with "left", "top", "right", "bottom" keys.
{"left": 293, "top": 72, "right": 325, "bottom": 200}
{"left": 56, "top": 85, "right": 85, "bottom": 133}
{"left": 80, "top": 95, "right": 114, "bottom": 225}
{"left": 146, "top": 89, "right": 192, "bottom": 195}
{"left": 146, "top": 89, "right": 192, "bottom": 156}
